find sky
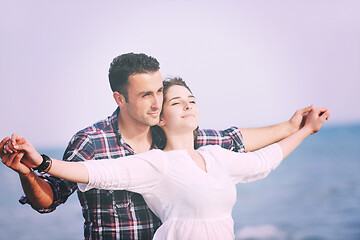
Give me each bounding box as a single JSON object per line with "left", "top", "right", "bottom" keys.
{"left": 1, "top": 0, "right": 359, "bottom": 148}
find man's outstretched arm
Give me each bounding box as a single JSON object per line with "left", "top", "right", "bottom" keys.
{"left": 239, "top": 105, "right": 312, "bottom": 152}
{"left": 1, "top": 137, "right": 54, "bottom": 209}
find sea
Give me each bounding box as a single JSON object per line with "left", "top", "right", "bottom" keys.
{"left": 0, "top": 124, "right": 359, "bottom": 240}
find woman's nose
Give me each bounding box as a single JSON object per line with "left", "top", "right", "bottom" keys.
{"left": 184, "top": 102, "right": 192, "bottom": 110}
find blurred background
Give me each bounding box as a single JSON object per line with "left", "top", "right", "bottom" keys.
{"left": 1, "top": 1, "right": 359, "bottom": 239}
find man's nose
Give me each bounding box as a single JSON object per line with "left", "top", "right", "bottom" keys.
{"left": 151, "top": 95, "right": 162, "bottom": 110}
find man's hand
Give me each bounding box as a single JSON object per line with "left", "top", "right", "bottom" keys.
{"left": 2, "top": 151, "right": 33, "bottom": 176}
{"left": 10, "top": 134, "right": 42, "bottom": 167}
{"left": 288, "top": 105, "right": 313, "bottom": 132}
{"left": 1, "top": 136, "right": 33, "bottom": 176}
{"left": 1, "top": 134, "right": 42, "bottom": 176}
{"left": 0, "top": 137, "right": 10, "bottom": 158}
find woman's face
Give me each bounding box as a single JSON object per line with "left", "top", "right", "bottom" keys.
{"left": 159, "top": 85, "right": 199, "bottom": 133}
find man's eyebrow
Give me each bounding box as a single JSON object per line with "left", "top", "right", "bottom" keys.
{"left": 139, "top": 91, "right": 153, "bottom": 96}
{"left": 139, "top": 87, "right": 163, "bottom": 96}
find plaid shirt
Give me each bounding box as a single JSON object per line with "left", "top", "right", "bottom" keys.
{"left": 20, "top": 108, "right": 245, "bottom": 239}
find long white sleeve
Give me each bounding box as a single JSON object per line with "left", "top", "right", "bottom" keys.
{"left": 78, "top": 149, "right": 167, "bottom": 194}
{"left": 206, "top": 143, "right": 283, "bottom": 184}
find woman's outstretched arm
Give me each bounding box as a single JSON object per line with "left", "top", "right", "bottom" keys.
{"left": 239, "top": 105, "right": 313, "bottom": 152}
{"left": 9, "top": 135, "right": 89, "bottom": 184}
{"left": 7, "top": 135, "right": 165, "bottom": 194}
{"left": 215, "top": 106, "right": 330, "bottom": 184}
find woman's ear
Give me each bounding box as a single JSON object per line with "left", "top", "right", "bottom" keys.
{"left": 157, "top": 116, "right": 165, "bottom": 126}
{"left": 113, "top": 92, "right": 126, "bottom": 107}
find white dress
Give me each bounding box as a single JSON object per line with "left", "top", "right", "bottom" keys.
{"left": 78, "top": 143, "right": 283, "bottom": 240}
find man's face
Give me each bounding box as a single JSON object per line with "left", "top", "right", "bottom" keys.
{"left": 123, "top": 70, "right": 163, "bottom": 127}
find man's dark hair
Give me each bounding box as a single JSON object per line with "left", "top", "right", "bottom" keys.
{"left": 108, "top": 53, "right": 160, "bottom": 101}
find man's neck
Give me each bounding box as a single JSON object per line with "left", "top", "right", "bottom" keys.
{"left": 117, "top": 115, "right": 153, "bottom": 153}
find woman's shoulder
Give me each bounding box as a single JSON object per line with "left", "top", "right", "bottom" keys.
{"left": 197, "top": 145, "right": 236, "bottom": 162}
{"left": 137, "top": 149, "right": 166, "bottom": 158}
{"left": 197, "top": 144, "right": 223, "bottom": 153}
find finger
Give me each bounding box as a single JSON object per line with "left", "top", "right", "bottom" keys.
{"left": 17, "top": 137, "right": 27, "bottom": 145}
{"left": 314, "top": 107, "right": 328, "bottom": 115}
{"left": 4, "top": 152, "right": 19, "bottom": 167}
{"left": 299, "top": 105, "right": 313, "bottom": 115}
{"left": 13, "top": 151, "right": 25, "bottom": 165}
{"left": 7, "top": 135, "right": 19, "bottom": 153}
{"left": 318, "top": 110, "right": 328, "bottom": 121}
{"left": 0, "top": 137, "right": 10, "bottom": 151}
{"left": 320, "top": 110, "right": 330, "bottom": 121}
{"left": 1, "top": 154, "right": 10, "bottom": 164}
{"left": 11, "top": 137, "right": 27, "bottom": 151}
{"left": 13, "top": 140, "right": 32, "bottom": 153}
{"left": 13, "top": 140, "right": 29, "bottom": 151}
{"left": 11, "top": 133, "right": 23, "bottom": 148}
{"left": 325, "top": 110, "right": 331, "bottom": 120}
{"left": 4, "top": 142, "right": 13, "bottom": 154}
{"left": 0, "top": 142, "right": 9, "bottom": 157}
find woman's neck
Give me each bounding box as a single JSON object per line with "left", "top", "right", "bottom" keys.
{"left": 163, "top": 132, "right": 195, "bottom": 153}
{"left": 163, "top": 130, "right": 207, "bottom": 172}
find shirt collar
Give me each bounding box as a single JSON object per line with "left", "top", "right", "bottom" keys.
{"left": 110, "top": 107, "right": 164, "bottom": 150}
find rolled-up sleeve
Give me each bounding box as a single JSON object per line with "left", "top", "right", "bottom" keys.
{"left": 19, "top": 131, "right": 94, "bottom": 213}
{"left": 196, "top": 126, "right": 245, "bottom": 153}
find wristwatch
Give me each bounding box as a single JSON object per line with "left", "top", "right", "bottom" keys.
{"left": 33, "top": 154, "right": 52, "bottom": 174}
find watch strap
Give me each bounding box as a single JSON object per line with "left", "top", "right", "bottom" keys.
{"left": 33, "top": 154, "right": 51, "bottom": 173}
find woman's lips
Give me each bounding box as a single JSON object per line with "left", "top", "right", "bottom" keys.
{"left": 182, "top": 114, "right": 195, "bottom": 118}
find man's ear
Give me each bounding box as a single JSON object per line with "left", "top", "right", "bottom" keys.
{"left": 113, "top": 92, "right": 126, "bottom": 106}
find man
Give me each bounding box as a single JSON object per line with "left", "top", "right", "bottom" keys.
{"left": 1, "top": 53, "right": 311, "bottom": 239}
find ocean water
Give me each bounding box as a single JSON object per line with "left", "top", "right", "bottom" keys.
{"left": 0, "top": 124, "right": 359, "bottom": 240}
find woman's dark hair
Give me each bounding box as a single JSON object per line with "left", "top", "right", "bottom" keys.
{"left": 151, "top": 77, "right": 199, "bottom": 149}
{"left": 162, "top": 77, "right": 192, "bottom": 99}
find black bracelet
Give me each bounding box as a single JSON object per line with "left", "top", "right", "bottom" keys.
{"left": 33, "top": 154, "right": 51, "bottom": 173}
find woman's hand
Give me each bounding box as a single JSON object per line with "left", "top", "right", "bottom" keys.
{"left": 288, "top": 105, "right": 313, "bottom": 132}
{"left": 1, "top": 136, "right": 35, "bottom": 175}
{"left": 6, "top": 134, "right": 43, "bottom": 168}
{"left": 302, "top": 107, "right": 330, "bottom": 135}
{"left": 278, "top": 106, "right": 330, "bottom": 159}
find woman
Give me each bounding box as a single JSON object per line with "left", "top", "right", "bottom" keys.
{"left": 2, "top": 78, "right": 330, "bottom": 240}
